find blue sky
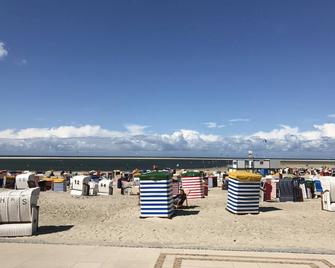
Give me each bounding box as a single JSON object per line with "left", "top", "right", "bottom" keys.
{"left": 1, "top": 1, "right": 335, "bottom": 157}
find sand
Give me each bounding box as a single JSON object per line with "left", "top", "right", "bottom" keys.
{"left": 1, "top": 187, "right": 334, "bottom": 253}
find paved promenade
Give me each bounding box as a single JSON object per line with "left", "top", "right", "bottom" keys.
{"left": 0, "top": 243, "right": 335, "bottom": 268}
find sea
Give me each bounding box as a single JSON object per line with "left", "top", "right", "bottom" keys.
{"left": 0, "top": 157, "right": 232, "bottom": 171}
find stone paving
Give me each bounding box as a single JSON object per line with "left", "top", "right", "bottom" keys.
{"left": 0, "top": 243, "right": 335, "bottom": 268}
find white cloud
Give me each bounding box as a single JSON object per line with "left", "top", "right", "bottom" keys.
{"left": 205, "top": 122, "right": 216, "bottom": 128}
{"left": 313, "top": 123, "right": 335, "bottom": 138}
{"left": 229, "top": 118, "right": 250, "bottom": 122}
{"left": 204, "top": 122, "right": 225, "bottom": 128}
{"left": 124, "top": 124, "right": 148, "bottom": 135}
{"left": 0, "top": 125, "right": 123, "bottom": 139}
{"left": 1, "top": 123, "right": 335, "bottom": 157}
{"left": 251, "top": 125, "right": 299, "bottom": 140}
{"left": 0, "top": 42, "right": 8, "bottom": 59}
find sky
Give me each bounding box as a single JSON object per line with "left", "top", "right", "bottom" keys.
{"left": 0, "top": 0, "right": 335, "bottom": 157}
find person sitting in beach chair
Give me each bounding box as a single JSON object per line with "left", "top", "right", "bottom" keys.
{"left": 174, "top": 188, "right": 187, "bottom": 208}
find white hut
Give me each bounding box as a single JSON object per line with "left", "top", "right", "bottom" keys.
{"left": 70, "top": 175, "right": 90, "bottom": 196}
{"left": 0, "top": 188, "right": 40, "bottom": 236}
{"left": 15, "top": 172, "right": 37, "bottom": 190}
{"left": 98, "top": 178, "right": 113, "bottom": 196}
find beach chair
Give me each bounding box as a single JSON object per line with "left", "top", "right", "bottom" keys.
{"left": 70, "top": 175, "right": 90, "bottom": 196}
{"left": 174, "top": 189, "right": 192, "bottom": 209}
{"left": 98, "top": 178, "right": 113, "bottom": 196}
{"left": 321, "top": 190, "right": 335, "bottom": 211}
{"left": 0, "top": 188, "right": 40, "bottom": 237}
{"left": 321, "top": 179, "right": 335, "bottom": 212}
{"left": 183, "top": 189, "right": 192, "bottom": 207}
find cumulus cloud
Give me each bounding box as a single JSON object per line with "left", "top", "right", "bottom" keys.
{"left": 1, "top": 123, "right": 335, "bottom": 157}
{"left": 124, "top": 124, "right": 148, "bottom": 135}
{"left": 229, "top": 118, "right": 250, "bottom": 122}
{"left": 204, "top": 122, "right": 225, "bottom": 128}
{"left": 0, "top": 42, "right": 8, "bottom": 59}
{"left": 0, "top": 125, "right": 123, "bottom": 139}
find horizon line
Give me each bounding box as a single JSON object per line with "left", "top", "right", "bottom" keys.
{"left": 0, "top": 155, "right": 335, "bottom": 161}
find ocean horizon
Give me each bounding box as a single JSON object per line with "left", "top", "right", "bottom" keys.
{"left": 1, "top": 155, "right": 335, "bottom": 171}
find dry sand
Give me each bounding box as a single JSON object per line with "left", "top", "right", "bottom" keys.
{"left": 1, "top": 187, "right": 334, "bottom": 253}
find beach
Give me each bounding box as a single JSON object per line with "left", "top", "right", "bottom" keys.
{"left": 1, "top": 187, "right": 334, "bottom": 253}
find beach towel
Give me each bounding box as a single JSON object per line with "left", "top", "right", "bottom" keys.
{"left": 263, "top": 182, "right": 272, "bottom": 201}
{"left": 314, "top": 180, "right": 323, "bottom": 194}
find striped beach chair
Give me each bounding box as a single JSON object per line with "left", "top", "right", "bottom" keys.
{"left": 226, "top": 171, "right": 262, "bottom": 215}
{"left": 181, "top": 171, "right": 204, "bottom": 199}
{"left": 139, "top": 171, "right": 174, "bottom": 218}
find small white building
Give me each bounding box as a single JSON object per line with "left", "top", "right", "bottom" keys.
{"left": 253, "top": 160, "right": 270, "bottom": 169}
{"left": 231, "top": 159, "right": 281, "bottom": 170}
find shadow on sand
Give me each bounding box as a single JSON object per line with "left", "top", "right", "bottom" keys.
{"left": 259, "top": 206, "right": 282, "bottom": 213}
{"left": 182, "top": 205, "right": 199, "bottom": 210}
{"left": 37, "top": 225, "right": 74, "bottom": 235}
{"left": 173, "top": 209, "right": 200, "bottom": 217}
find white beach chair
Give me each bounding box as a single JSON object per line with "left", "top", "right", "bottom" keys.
{"left": 15, "top": 172, "right": 38, "bottom": 190}
{"left": 321, "top": 178, "right": 335, "bottom": 212}
{"left": 98, "top": 178, "right": 113, "bottom": 196}
{"left": 0, "top": 188, "right": 40, "bottom": 236}
{"left": 70, "top": 175, "right": 90, "bottom": 196}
